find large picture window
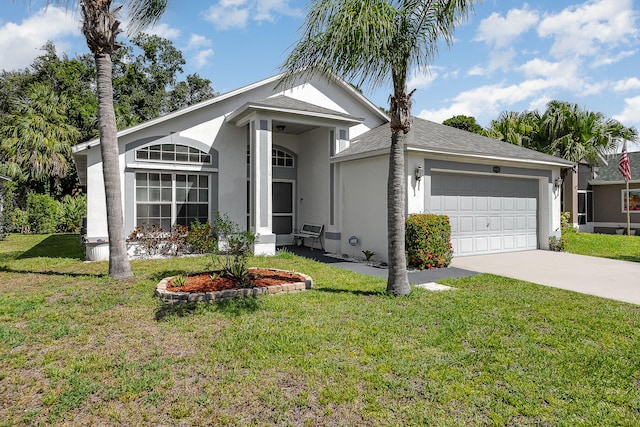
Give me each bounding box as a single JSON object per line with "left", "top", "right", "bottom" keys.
{"left": 136, "top": 172, "right": 209, "bottom": 229}
{"left": 622, "top": 189, "right": 640, "bottom": 213}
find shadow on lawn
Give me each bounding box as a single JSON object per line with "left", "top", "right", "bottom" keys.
{"left": 17, "top": 234, "right": 85, "bottom": 260}
{"left": 154, "top": 296, "right": 262, "bottom": 321}
{"left": 0, "top": 265, "right": 107, "bottom": 278}
{"left": 314, "top": 287, "right": 388, "bottom": 297}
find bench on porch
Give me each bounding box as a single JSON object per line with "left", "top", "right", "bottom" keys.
{"left": 293, "top": 224, "right": 324, "bottom": 251}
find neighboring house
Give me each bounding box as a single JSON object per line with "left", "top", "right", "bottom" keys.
{"left": 577, "top": 151, "right": 640, "bottom": 234}
{"left": 72, "top": 73, "right": 572, "bottom": 261}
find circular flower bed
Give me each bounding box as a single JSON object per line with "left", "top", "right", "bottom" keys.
{"left": 156, "top": 268, "right": 313, "bottom": 303}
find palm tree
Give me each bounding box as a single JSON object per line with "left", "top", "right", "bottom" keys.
{"left": 1, "top": 82, "right": 80, "bottom": 190}
{"left": 281, "top": 0, "right": 476, "bottom": 296}
{"left": 539, "top": 100, "right": 635, "bottom": 167}
{"left": 30, "top": 0, "right": 168, "bottom": 279}
{"left": 85, "top": 1, "right": 168, "bottom": 279}
{"left": 487, "top": 110, "right": 540, "bottom": 149}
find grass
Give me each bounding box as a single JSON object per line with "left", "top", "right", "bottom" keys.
{"left": 564, "top": 231, "right": 640, "bottom": 263}
{"left": 0, "top": 233, "right": 639, "bottom": 425}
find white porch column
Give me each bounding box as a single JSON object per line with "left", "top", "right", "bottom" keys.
{"left": 250, "top": 118, "right": 276, "bottom": 255}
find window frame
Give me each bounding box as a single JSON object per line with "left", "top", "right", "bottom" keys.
{"left": 135, "top": 171, "right": 211, "bottom": 229}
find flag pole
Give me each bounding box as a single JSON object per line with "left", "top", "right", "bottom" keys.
{"left": 627, "top": 180, "right": 631, "bottom": 236}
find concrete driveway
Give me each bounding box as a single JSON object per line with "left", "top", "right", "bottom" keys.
{"left": 450, "top": 250, "right": 640, "bottom": 305}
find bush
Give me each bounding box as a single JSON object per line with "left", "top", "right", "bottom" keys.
{"left": 26, "top": 193, "right": 59, "bottom": 234}
{"left": 185, "top": 220, "right": 216, "bottom": 254}
{"left": 549, "top": 235, "right": 567, "bottom": 252}
{"left": 405, "top": 214, "right": 453, "bottom": 270}
{"left": 560, "top": 211, "right": 576, "bottom": 234}
{"left": 58, "top": 194, "right": 87, "bottom": 233}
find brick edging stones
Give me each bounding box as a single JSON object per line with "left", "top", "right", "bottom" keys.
{"left": 155, "top": 268, "right": 313, "bottom": 303}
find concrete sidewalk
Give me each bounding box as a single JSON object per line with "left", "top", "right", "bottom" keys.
{"left": 451, "top": 250, "right": 640, "bottom": 305}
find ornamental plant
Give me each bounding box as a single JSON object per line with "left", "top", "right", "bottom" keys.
{"left": 405, "top": 214, "right": 453, "bottom": 270}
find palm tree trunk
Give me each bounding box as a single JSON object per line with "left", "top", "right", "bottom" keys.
{"left": 95, "top": 52, "right": 133, "bottom": 280}
{"left": 386, "top": 129, "right": 411, "bottom": 296}
{"left": 386, "top": 88, "right": 411, "bottom": 296}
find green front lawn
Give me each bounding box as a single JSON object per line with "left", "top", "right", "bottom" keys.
{"left": 564, "top": 231, "right": 640, "bottom": 263}
{"left": 1, "top": 234, "right": 639, "bottom": 425}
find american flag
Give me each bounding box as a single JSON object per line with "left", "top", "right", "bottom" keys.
{"left": 619, "top": 144, "right": 631, "bottom": 182}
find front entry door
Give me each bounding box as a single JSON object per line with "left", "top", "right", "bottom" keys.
{"left": 273, "top": 181, "right": 294, "bottom": 245}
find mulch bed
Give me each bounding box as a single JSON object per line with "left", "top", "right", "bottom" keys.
{"left": 166, "top": 268, "right": 306, "bottom": 293}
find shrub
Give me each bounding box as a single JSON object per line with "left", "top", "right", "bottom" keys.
{"left": 185, "top": 220, "right": 216, "bottom": 254}
{"left": 549, "top": 235, "right": 567, "bottom": 252}
{"left": 405, "top": 214, "right": 453, "bottom": 270}
{"left": 7, "top": 208, "right": 30, "bottom": 233}
{"left": 560, "top": 211, "right": 576, "bottom": 234}
{"left": 26, "top": 193, "right": 59, "bottom": 234}
{"left": 58, "top": 194, "right": 87, "bottom": 233}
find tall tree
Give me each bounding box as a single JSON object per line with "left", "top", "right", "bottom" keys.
{"left": 487, "top": 110, "right": 540, "bottom": 150}
{"left": 282, "top": 0, "right": 476, "bottom": 296}
{"left": 16, "top": 0, "right": 169, "bottom": 279}
{"left": 79, "top": 0, "right": 168, "bottom": 279}
{"left": 538, "top": 100, "right": 636, "bottom": 167}
{"left": 0, "top": 82, "right": 80, "bottom": 192}
{"left": 443, "top": 114, "right": 485, "bottom": 135}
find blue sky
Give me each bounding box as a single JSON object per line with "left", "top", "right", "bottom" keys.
{"left": 1, "top": 0, "right": 639, "bottom": 148}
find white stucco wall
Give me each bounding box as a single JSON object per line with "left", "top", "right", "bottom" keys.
{"left": 339, "top": 155, "right": 389, "bottom": 261}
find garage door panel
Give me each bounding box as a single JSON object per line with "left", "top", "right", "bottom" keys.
{"left": 475, "top": 197, "right": 488, "bottom": 211}
{"left": 475, "top": 237, "right": 488, "bottom": 252}
{"left": 457, "top": 238, "right": 474, "bottom": 254}
{"left": 459, "top": 216, "right": 473, "bottom": 233}
{"left": 460, "top": 196, "right": 473, "bottom": 211}
{"left": 431, "top": 173, "right": 538, "bottom": 256}
{"left": 444, "top": 196, "right": 458, "bottom": 210}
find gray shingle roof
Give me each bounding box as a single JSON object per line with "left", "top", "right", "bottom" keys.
{"left": 334, "top": 117, "right": 574, "bottom": 166}
{"left": 590, "top": 151, "right": 640, "bottom": 183}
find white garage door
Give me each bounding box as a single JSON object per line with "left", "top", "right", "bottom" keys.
{"left": 430, "top": 173, "right": 538, "bottom": 256}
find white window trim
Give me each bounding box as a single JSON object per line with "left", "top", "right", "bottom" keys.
{"left": 134, "top": 171, "right": 212, "bottom": 228}
{"left": 621, "top": 188, "right": 640, "bottom": 213}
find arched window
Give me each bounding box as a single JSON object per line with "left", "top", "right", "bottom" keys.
{"left": 272, "top": 148, "right": 294, "bottom": 168}
{"left": 135, "top": 144, "right": 211, "bottom": 164}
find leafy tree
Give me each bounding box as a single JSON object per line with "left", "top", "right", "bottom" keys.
{"left": 169, "top": 73, "right": 216, "bottom": 111}
{"left": 443, "top": 114, "right": 485, "bottom": 135}
{"left": 282, "top": 0, "right": 476, "bottom": 296}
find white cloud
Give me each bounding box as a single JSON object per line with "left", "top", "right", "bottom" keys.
{"left": 407, "top": 67, "right": 441, "bottom": 89}
{"left": 614, "top": 78, "right": 640, "bottom": 92}
{"left": 592, "top": 49, "right": 637, "bottom": 67}
{"left": 184, "top": 34, "right": 214, "bottom": 68}
{"left": 204, "top": 0, "right": 250, "bottom": 30}
{"left": 613, "top": 96, "right": 640, "bottom": 126}
{"left": 0, "top": 7, "right": 80, "bottom": 71}
{"left": 187, "top": 34, "right": 212, "bottom": 50}
{"left": 475, "top": 7, "right": 539, "bottom": 48}
{"left": 538, "top": 0, "right": 637, "bottom": 59}
{"left": 467, "top": 65, "right": 485, "bottom": 76}
{"left": 144, "top": 22, "right": 181, "bottom": 39}
{"left": 193, "top": 49, "right": 214, "bottom": 68}
{"left": 203, "top": 0, "right": 301, "bottom": 30}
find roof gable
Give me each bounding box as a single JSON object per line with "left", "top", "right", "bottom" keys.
{"left": 334, "top": 117, "right": 574, "bottom": 167}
